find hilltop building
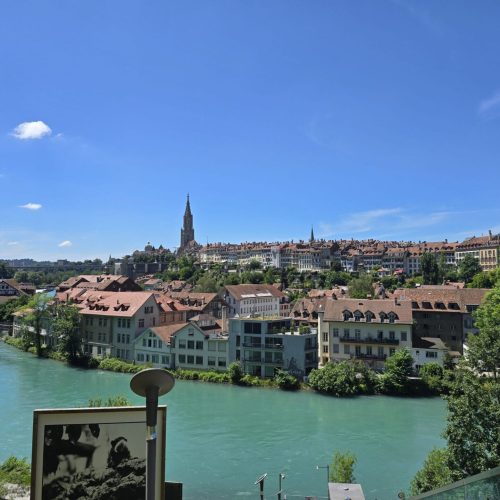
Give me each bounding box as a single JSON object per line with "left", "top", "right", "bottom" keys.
{"left": 179, "top": 194, "right": 197, "bottom": 254}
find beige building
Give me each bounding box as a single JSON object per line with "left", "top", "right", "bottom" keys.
{"left": 318, "top": 298, "right": 413, "bottom": 371}
{"left": 455, "top": 232, "right": 500, "bottom": 271}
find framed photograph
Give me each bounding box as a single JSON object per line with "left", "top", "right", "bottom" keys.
{"left": 31, "top": 406, "right": 166, "bottom": 500}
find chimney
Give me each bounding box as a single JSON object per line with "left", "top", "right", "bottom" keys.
{"left": 489, "top": 229, "right": 493, "bottom": 239}
{"left": 394, "top": 297, "right": 399, "bottom": 306}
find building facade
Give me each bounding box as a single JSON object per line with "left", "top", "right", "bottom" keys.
{"left": 227, "top": 317, "right": 318, "bottom": 379}
{"left": 318, "top": 299, "right": 413, "bottom": 370}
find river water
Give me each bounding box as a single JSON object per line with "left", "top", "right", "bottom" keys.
{"left": 0, "top": 342, "right": 446, "bottom": 499}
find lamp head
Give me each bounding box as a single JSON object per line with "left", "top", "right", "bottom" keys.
{"left": 130, "top": 368, "right": 175, "bottom": 397}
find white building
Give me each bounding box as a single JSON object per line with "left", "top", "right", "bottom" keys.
{"left": 134, "top": 322, "right": 229, "bottom": 371}
{"left": 223, "top": 284, "right": 286, "bottom": 318}
{"left": 412, "top": 337, "right": 450, "bottom": 372}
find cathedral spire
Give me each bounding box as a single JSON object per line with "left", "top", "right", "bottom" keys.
{"left": 310, "top": 225, "right": 315, "bottom": 243}
{"left": 180, "top": 194, "right": 195, "bottom": 252}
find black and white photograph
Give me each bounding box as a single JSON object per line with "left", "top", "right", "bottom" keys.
{"left": 31, "top": 407, "right": 166, "bottom": 500}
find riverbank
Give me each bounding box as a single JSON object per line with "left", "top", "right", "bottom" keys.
{"left": 1, "top": 335, "right": 447, "bottom": 397}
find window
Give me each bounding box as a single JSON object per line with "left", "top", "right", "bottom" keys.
{"left": 389, "top": 331, "right": 395, "bottom": 340}
{"left": 152, "top": 354, "right": 159, "bottom": 364}
{"left": 389, "top": 348, "right": 396, "bottom": 356}
{"left": 366, "top": 346, "right": 372, "bottom": 355}
{"left": 153, "top": 339, "right": 157, "bottom": 348}
{"left": 355, "top": 329, "right": 361, "bottom": 340}
{"left": 323, "top": 345, "right": 328, "bottom": 353}
{"left": 178, "top": 354, "right": 186, "bottom": 363}
{"left": 148, "top": 339, "right": 152, "bottom": 348}
{"left": 218, "top": 343, "right": 226, "bottom": 352}
{"left": 236, "top": 336, "right": 241, "bottom": 347}
{"left": 142, "top": 338, "right": 146, "bottom": 347}
{"left": 401, "top": 331, "right": 407, "bottom": 341}
{"left": 162, "top": 356, "right": 169, "bottom": 364}
{"left": 426, "top": 351, "right": 437, "bottom": 358}
{"left": 244, "top": 322, "right": 261, "bottom": 334}
{"left": 196, "top": 356, "right": 203, "bottom": 365}
{"left": 333, "top": 328, "right": 339, "bottom": 337}
{"left": 187, "top": 340, "right": 195, "bottom": 349}
{"left": 344, "top": 344, "right": 350, "bottom": 355}
{"left": 343, "top": 328, "right": 350, "bottom": 338}
{"left": 333, "top": 344, "right": 339, "bottom": 354}
{"left": 196, "top": 341, "right": 204, "bottom": 350}
{"left": 137, "top": 353, "right": 144, "bottom": 361}
{"left": 378, "top": 347, "right": 384, "bottom": 358}
{"left": 218, "top": 358, "right": 226, "bottom": 367}
{"left": 208, "top": 356, "right": 216, "bottom": 366}
{"left": 178, "top": 340, "right": 186, "bottom": 349}
{"left": 138, "top": 319, "right": 144, "bottom": 328}
{"left": 355, "top": 346, "right": 361, "bottom": 356}
{"left": 187, "top": 355, "right": 194, "bottom": 364}
{"left": 322, "top": 332, "right": 328, "bottom": 342}
{"left": 208, "top": 341, "right": 216, "bottom": 351}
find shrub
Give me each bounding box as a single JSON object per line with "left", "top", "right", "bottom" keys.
{"left": 88, "top": 395, "right": 131, "bottom": 407}
{"left": 228, "top": 361, "right": 243, "bottom": 384}
{"left": 378, "top": 348, "right": 414, "bottom": 395}
{"left": 0, "top": 456, "right": 31, "bottom": 486}
{"left": 98, "top": 357, "right": 143, "bottom": 374}
{"left": 274, "top": 369, "right": 300, "bottom": 390}
{"left": 420, "top": 363, "right": 445, "bottom": 394}
{"left": 308, "top": 361, "right": 369, "bottom": 396}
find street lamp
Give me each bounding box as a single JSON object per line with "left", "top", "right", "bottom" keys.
{"left": 254, "top": 473, "right": 267, "bottom": 500}
{"left": 277, "top": 472, "right": 286, "bottom": 500}
{"left": 130, "top": 368, "right": 175, "bottom": 500}
{"left": 316, "top": 464, "right": 330, "bottom": 500}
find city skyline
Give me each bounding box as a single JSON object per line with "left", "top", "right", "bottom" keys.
{"left": 1, "top": 1, "right": 500, "bottom": 260}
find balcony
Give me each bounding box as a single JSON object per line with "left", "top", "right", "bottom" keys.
{"left": 264, "top": 343, "right": 284, "bottom": 350}
{"left": 340, "top": 336, "right": 399, "bottom": 345}
{"left": 242, "top": 342, "right": 263, "bottom": 348}
{"left": 355, "top": 353, "right": 387, "bottom": 361}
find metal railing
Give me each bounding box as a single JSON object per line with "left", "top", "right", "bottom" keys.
{"left": 340, "top": 336, "right": 399, "bottom": 345}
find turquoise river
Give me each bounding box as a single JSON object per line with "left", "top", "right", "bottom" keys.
{"left": 0, "top": 342, "right": 447, "bottom": 499}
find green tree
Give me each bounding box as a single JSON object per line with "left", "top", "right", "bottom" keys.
{"left": 444, "top": 371, "right": 500, "bottom": 479}
{"left": 420, "top": 253, "right": 440, "bottom": 285}
{"left": 88, "top": 395, "right": 131, "bottom": 407}
{"left": 23, "top": 294, "right": 51, "bottom": 356}
{"left": 53, "top": 304, "right": 82, "bottom": 362}
{"left": 410, "top": 448, "right": 453, "bottom": 495}
{"left": 0, "top": 262, "right": 14, "bottom": 279}
{"left": 329, "top": 451, "right": 356, "bottom": 483}
{"left": 378, "top": 348, "right": 414, "bottom": 395}
{"left": 348, "top": 274, "right": 373, "bottom": 299}
{"left": 468, "top": 287, "right": 500, "bottom": 380}
{"left": 468, "top": 272, "right": 494, "bottom": 289}
{"left": 194, "top": 275, "right": 219, "bottom": 293}
{"left": 458, "top": 254, "right": 482, "bottom": 283}
{"left": 419, "top": 363, "right": 445, "bottom": 393}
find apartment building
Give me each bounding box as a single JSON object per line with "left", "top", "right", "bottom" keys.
{"left": 455, "top": 231, "right": 500, "bottom": 271}
{"left": 394, "top": 287, "right": 488, "bottom": 353}
{"left": 227, "top": 317, "right": 318, "bottom": 379}
{"left": 318, "top": 298, "right": 413, "bottom": 371}
{"left": 80, "top": 291, "right": 161, "bottom": 359}
{"left": 222, "top": 284, "right": 287, "bottom": 318}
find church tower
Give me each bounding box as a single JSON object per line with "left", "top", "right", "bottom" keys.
{"left": 310, "top": 225, "right": 315, "bottom": 243}
{"left": 180, "top": 194, "right": 195, "bottom": 250}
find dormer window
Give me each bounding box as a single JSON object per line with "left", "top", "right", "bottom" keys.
{"left": 388, "top": 312, "right": 398, "bottom": 323}
{"left": 379, "top": 312, "right": 387, "bottom": 323}
{"left": 365, "top": 311, "right": 373, "bottom": 323}
{"left": 342, "top": 310, "right": 353, "bottom": 321}
{"left": 353, "top": 310, "right": 364, "bottom": 322}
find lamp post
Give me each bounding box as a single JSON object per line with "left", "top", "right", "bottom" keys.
{"left": 254, "top": 473, "right": 267, "bottom": 500}
{"left": 130, "top": 369, "right": 175, "bottom": 500}
{"left": 316, "top": 464, "right": 330, "bottom": 500}
{"left": 277, "top": 472, "right": 286, "bottom": 500}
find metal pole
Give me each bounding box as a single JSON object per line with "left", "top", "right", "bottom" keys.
{"left": 145, "top": 385, "right": 159, "bottom": 500}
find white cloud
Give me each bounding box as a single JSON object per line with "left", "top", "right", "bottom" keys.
{"left": 7, "top": 241, "right": 19, "bottom": 246}
{"left": 11, "top": 120, "right": 52, "bottom": 140}
{"left": 58, "top": 240, "right": 72, "bottom": 247}
{"left": 478, "top": 91, "right": 500, "bottom": 115}
{"left": 19, "top": 203, "right": 42, "bottom": 210}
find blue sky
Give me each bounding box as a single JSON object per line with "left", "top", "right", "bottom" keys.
{"left": 1, "top": 0, "right": 499, "bottom": 261}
